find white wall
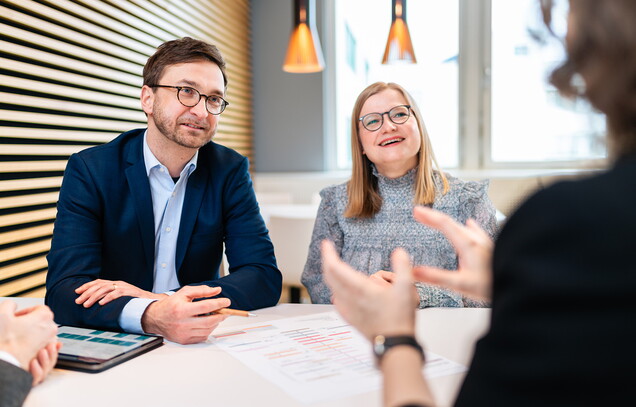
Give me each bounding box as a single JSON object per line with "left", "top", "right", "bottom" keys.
{"left": 251, "top": 0, "right": 328, "bottom": 172}
{"left": 253, "top": 169, "right": 598, "bottom": 216}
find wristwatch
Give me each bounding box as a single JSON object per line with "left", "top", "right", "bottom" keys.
{"left": 372, "top": 334, "right": 425, "bottom": 364}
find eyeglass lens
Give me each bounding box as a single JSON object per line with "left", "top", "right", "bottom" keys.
{"left": 361, "top": 105, "right": 410, "bottom": 131}
{"left": 177, "top": 87, "right": 227, "bottom": 114}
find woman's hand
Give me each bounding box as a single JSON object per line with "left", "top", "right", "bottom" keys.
{"left": 75, "top": 280, "right": 167, "bottom": 308}
{"left": 370, "top": 270, "right": 421, "bottom": 308}
{"left": 321, "top": 240, "right": 416, "bottom": 340}
{"left": 412, "top": 206, "right": 494, "bottom": 302}
{"left": 369, "top": 270, "right": 395, "bottom": 287}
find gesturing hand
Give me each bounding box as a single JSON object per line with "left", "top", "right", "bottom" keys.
{"left": 75, "top": 279, "right": 167, "bottom": 308}
{"left": 369, "top": 270, "right": 395, "bottom": 288}
{"left": 412, "top": 206, "right": 494, "bottom": 302}
{"left": 141, "top": 285, "right": 231, "bottom": 344}
{"left": 322, "top": 240, "right": 416, "bottom": 340}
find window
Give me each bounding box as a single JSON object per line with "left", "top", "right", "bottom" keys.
{"left": 488, "top": 0, "right": 606, "bottom": 165}
{"left": 345, "top": 24, "right": 357, "bottom": 72}
{"left": 326, "top": 0, "right": 606, "bottom": 170}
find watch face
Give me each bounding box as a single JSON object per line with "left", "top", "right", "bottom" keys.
{"left": 373, "top": 335, "right": 386, "bottom": 357}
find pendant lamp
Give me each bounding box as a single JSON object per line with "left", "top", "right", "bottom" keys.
{"left": 382, "top": 0, "right": 417, "bottom": 64}
{"left": 283, "top": 0, "right": 325, "bottom": 73}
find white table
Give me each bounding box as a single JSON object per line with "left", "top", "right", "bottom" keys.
{"left": 4, "top": 298, "right": 489, "bottom": 407}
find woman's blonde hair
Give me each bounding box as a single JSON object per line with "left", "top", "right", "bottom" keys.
{"left": 345, "top": 82, "right": 449, "bottom": 218}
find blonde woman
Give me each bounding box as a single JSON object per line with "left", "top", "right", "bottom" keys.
{"left": 301, "top": 82, "right": 497, "bottom": 307}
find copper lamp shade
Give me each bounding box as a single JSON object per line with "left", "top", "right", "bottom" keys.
{"left": 283, "top": 0, "right": 325, "bottom": 73}
{"left": 382, "top": 0, "right": 417, "bottom": 64}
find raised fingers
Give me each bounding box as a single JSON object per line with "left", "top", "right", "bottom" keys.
{"left": 321, "top": 240, "right": 366, "bottom": 296}
{"left": 413, "top": 265, "right": 461, "bottom": 290}
{"left": 413, "top": 206, "right": 468, "bottom": 246}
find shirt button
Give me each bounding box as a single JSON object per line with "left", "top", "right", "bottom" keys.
{"left": 172, "top": 192, "right": 176, "bottom": 197}
{"left": 161, "top": 263, "right": 167, "bottom": 268}
{"left": 159, "top": 168, "right": 165, "bottom": 172}
{"left": 165, "top": 226, "right": 171, "bottom": 232}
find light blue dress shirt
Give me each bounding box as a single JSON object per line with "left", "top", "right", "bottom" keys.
{"left": 118, "top": 132, "right": 198, "bottom": 333}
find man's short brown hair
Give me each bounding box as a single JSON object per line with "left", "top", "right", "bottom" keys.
{"left": 143, "top": 37, "right": 227, "bottom": 89}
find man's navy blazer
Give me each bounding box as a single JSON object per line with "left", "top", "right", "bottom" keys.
{"left": 46, "top": 129, "right": 282, "bottom": 330}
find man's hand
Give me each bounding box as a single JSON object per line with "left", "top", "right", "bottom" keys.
{"left": 322, "top": 240, "right": 416, "bottom": 340}
{"left": 141, "top": 285, "right": 231, "bottom": 344}
{"left": 75, "top": 279, "right": 167, "bottom": 308}
{"left": 0, "top": 301, "right": 58, "bottom": 372}
{"left": 412, "top": 206, "right": 494, "bottom": 302}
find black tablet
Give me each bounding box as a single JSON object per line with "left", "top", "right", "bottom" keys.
{"left": 55, "top": 326, "right": 163, "bottom": 373}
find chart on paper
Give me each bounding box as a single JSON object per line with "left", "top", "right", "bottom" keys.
{"left": 211, "top": 311, "right": 466, "bottom": 404}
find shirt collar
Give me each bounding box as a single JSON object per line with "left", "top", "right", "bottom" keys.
{"left": 143, "top": 130, "right": 199, "bottom": 177}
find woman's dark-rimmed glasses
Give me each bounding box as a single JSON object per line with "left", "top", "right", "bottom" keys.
{"left": 149, "top": 85, "right": 229, "bottom": 115}
{"left": 359, "top": 105, "right": 411, "bottom": 132}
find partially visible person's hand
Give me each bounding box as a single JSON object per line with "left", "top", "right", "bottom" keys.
{"left": 141, "top": 285, "right": 231, "bottom": 344}
{"left": 321, "top": 240, "right": 416, "bottom": 340}
{"left": 0, "top": 301, "right": 58, "bottom": 371}
{"left": 75, "top": 279, "right": 167, "bottom": 308}
{"left": 369, "top": 270, "right": 395, "bottom": 287}
{"left": 29, "top": 342, "right": 61, "bottom": 386}
{"left": 412, "top": 206, "right": 494, "bottom": 302}
{"left": 369, "top": 270, "right": 421, "bottom": 308}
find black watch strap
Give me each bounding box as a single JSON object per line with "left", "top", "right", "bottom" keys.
{"left": 373, "top": 335, "right": 424, "bottom": 363}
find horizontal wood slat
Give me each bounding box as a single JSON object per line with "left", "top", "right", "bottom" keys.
{"left": 0, "top": 208, "right": 58, "bottom": 228}
{"left": 0, "top": 177, "right": 63, "bottom": 193}
{"left": 2, "top": 93, "right": 146, "bottom": 121}
{"left": 0, "top": 239, "right": 51, "bottom": 264}
{"left": 0, "top": 40, "right": 142, "bottom": 86}
{"left": 0, "top": 161, "right": 68, "bottom": 173}
{"left": 0, "top": 256, "right": 48, "bottom": 281}
{"left": 0, "top": 127, "right": 119, "bottom": 143}
{"left": 0, "top": 271, "right": 47, "bottom": 297}
{"left": 0, "top": 144, "right": 95, "bottom": 156}
{"left": 0, "top": 193, "right": 59, "bottom": 211}
{"left": 17, "top": 285, "right": 47, "bottom": 298}
{"left": 0, "top": 75, "right": 141, "bottom": 109}
{"left": 0, "top": 224, "right": 53, "bottom": 246}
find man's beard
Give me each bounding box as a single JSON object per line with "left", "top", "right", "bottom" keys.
{"left": 153, "top": 104, "right": 216, "bottom": 149}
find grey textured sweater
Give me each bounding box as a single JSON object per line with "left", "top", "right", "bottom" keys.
{"left": 301, "top": 166, "right": 497, "bottom": 307}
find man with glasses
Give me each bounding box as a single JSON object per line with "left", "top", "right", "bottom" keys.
{"left": 46, "top": 37, "right": 281, "bottom": 344}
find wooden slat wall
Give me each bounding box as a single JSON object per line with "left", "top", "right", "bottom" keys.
{"left": 0, "top": 0, "right": 253, "bottom": 297}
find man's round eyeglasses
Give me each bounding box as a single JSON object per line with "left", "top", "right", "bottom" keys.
{"left": 359, "top": 105, "right": 411, "bottom": 132}
{"left": 149, "top": 85, "right": 229, "bottom": 115}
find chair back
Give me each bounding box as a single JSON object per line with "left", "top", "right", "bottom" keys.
{"left": 255, "top": 192, "right": 293, "bottom": 205}
{"left": 267, "top": 215, "right": 315, "bottom": 287}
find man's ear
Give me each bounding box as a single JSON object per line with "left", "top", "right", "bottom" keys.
{"left": 140, "top": 85, "right": 154, "bottom": 115}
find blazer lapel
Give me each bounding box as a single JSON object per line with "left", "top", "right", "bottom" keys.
{"left": 125, "top": 139, "right": 155, "bottom": 276}
{"left": 175, "top": 165, "right": 209, "bottom": 272}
